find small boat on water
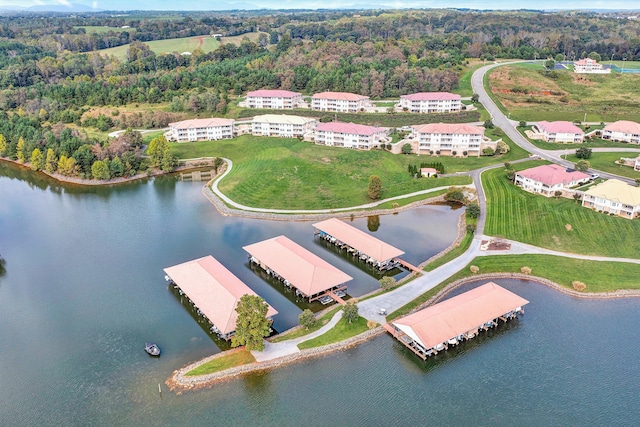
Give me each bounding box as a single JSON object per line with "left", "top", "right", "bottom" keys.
{"left": 144, "top": 342, "right": 161, "bottom": 357}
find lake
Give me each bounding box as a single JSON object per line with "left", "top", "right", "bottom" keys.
{"left": 1, "top": 162, "right": 639, "bottom": 426}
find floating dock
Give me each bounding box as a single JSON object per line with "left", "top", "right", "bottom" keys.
{"left": 312, "top": 218, "right": 405, "bottom": 271}
{"left": 384, "top": 282, "right": 528, "bottom": 360}
{"left": 164, "top": 255, "right": 278, "bottom": 340}
{"left": 243, "top": 235, "right": 352, "bottom": 302}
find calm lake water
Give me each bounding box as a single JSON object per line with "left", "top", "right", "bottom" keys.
{"left": 1, "top": 161, "right": 640, "bottom": 426}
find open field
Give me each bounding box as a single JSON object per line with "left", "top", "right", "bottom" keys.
{"left": 297, "top": 315, "right": 370, "bottom": 350}
{"left": 269, "top": 307, "right": 340, "bottom": 343}
{"left": 75, "top": 26, "right": 135, "bottom": 34}
{"left": 486, "top": 64, "right": 640, "bottom": 122}
{"left": 563, "top": 152, "right": 640, "bottom": 179}
{"left": 483, "top": 160, "right": 640, "bottom": 258}
{"left": 610, "top": 60, "right": 640, "bottom": 70}
{"left": 185, "top": 348, "right": 255, "bottom": 376}
{"left": 97, "top": 35, "right": 220, "bottom": 60}
{"left": 170, "top": 136, "right": 475, "bottom": 209}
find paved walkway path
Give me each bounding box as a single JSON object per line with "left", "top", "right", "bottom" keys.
{"left": 252, "top": 311, "right": 343, "bottom": 362}
{"left": 211, "top": 158, "right": 473, "bottom": 214}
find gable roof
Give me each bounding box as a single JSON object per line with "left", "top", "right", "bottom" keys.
{"left": 243, "top": 236, "right": 352, "bottom": 297}
{"left": 515, "top": 164, "right": 590, "bottom": 187}
{"left": 169, "top": 118, "right": 235, "bottom": 130}
{"left": 312, "top": 91, "right": 369, "bottom": 101}
{"left": 412, "top": 122, "right": 483, "bottom": 135}
{"left": 313, "top": 218, "right": 405, "bottom": 262}
{"left": 315, "top": 122, "right": 386, "bottom": 136}
{"left": 604, "top": 120, "right": 640, "bottom": 135}
{"left": 246, "top": 89, "right": 301, "bottom": 98}
{"left": 400, "top": 92, "right": 461, "bottom": 101}
{"left": 391, "top": 282, "right": 528, "bottom": 350}
{"left": 584, "top": 179, "right": 640, "bottom": 207}
{"left": 252, "top": 114, "right": 317, "bottom": 125}
{"left": 163, "top": 256, "right": 277, "bottom": 335}
{"left": 536, "top": 121, "right": 584, "bottom": 135}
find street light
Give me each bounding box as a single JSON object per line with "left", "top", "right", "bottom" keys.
{"left": 610, "top": 52, "right": 614, "bottom": 68}
{"left": 622, "top": 57, "right": 627, "bottom": 73}
{"left": 584, "top": 112, "right": 587, "bottom": 123}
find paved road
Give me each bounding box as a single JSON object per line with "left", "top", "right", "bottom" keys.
{"left": 471, "top": 62, "right": 638, "bottom": 184}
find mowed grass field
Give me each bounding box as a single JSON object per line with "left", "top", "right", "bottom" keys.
{"left": 75, "top": 26, "right": 135, "bottom": 34}
{"left": 487, "top": 64, "right": 640, "bottom": 122}
{"left": 483, "top": 160, "right": 640, "bottom": 258}
{"left": 170, "top": 136, "right": 478, "bottom": 209}
{"left": 96, "top": 32, "right": 266, "bottom": 60}
{"left": 563, "top": 152, "right": 640, "bottom": 179}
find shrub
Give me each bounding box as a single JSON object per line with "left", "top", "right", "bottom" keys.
{"left": 483, "top": 147, "right": 495, "bottom": 156}
{"left": 466, "top": 224, "right": 476, "bottom": 233}
{"left": 470, "top": 265, "right": 480, "bottom": 274}
{"left": 367, "top": 320, "right": 377, "bottom": 329}
{"left": 379, "top": 276, "right": 396, "bottom": 289}
{"left": 298, "top": 309, "right": 317, "bottom": 329}
{"left": 520, "top": 266, "right": 532, "bottom": 275}
{"left": 572, "top": 281, "right": 586, "bottom": 291}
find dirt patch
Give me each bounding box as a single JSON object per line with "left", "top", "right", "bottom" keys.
{"left": 571, "top": 74, "right": 596, "bottom": 86}
{"left": 320, "top": 157, "right": 332, "bottom": 164}
{"left": 565, "top": 224, "right": 572, "bottom": 231}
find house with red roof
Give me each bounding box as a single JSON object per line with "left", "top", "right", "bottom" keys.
{"left": 602, "top": 121, "right": 640, "bottom": 144}
{"left": 408, "top": 123, "right": 495, "bottom": 157}
{"left": 514, "top": 164, "right": 590, "bottom": 197}
{"left": 314, "top": 122, "right": 389, "bottom": 150}
{"left": 533, "top": 121, "right": 585, "bottom": 143}
{"left": 243, "top": 89, "right": 304, "bottom": 109}
{"left": 166, "top": 118, "right": 235, "bottom": 142}
{"left": 573, "top": 58, "right": 611, "bottom": 74}
{"left": 311, "top": 92, "right": 371, "bottom": 113}
{"left": 398, "top": 92, "right": 462, "bottom": 113}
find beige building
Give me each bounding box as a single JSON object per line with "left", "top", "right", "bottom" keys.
{"left": 311, "top": 92, "right": 371, "bottom": 113}
{"left": 166, "top": 118, "right": 235, "bottom": 142}
{"left": 398, "top": 92, "right": 462, "bottom": 113}
{"left": 407, "top": 123, "right": 495, "bottom": 157}
{"left": 582, "top": 179, "right": 640, "bottom": 219}
{"left": 251, "top": 114, "right": 317, "bottom": 138}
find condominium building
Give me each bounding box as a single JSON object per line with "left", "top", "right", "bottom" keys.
{"left": 602, "top": 120, "right": 640, "bottom": 144}
{"left": 311, "top": 92, "right": 371, "bottom": 113}
{"left": 533, "top": 121, "right": 584, "bottom": 143}
{"left": 251, "top": 114, "right": 318, "bottom": 138}
{"left": 243, "top": 89, "right": 304, "bottom": 109}
{"left": 582, "top": 179, "right": 640, "bottom": 219}
{"left": 398, "top": 92, "right": 462, "bottom": 113}
{"left": 166, "top": 118, "right": 235, "bottom": 142}
{"left": 314, "top": 122, "right": 389, "bottom": 150}
{"left": 411, "top": 123, "right": 491, "bottom": 157}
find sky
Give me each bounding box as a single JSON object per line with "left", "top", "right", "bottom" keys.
{"left": 0, "top": 0, "right": 638, "bottom": 11}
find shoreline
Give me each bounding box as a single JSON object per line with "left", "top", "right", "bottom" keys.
{"left": 165, "top": 270, "right": 640, "bottom": 393}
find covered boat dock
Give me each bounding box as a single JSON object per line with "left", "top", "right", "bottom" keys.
{"left": 164, "top": 255, "right": 278, "bottom": 340}
{"left": 384, "top": 282, "right": 528, "bottom": 360}
{"left": 313, "top": 218, "right": 406, "bottom": 271}
{"left": 243, "top": 235, "right": 353, "bottom": 302}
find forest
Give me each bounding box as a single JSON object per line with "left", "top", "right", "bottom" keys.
{"left": 0, "top": 8, "right": 639, "bottom": 180}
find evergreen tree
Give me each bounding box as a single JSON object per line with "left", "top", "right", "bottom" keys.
{"left": 91, "top": 160, "right": 111, "bottom": 180}
{"left": 0, "top": 134, "right": 6, "bottom": 156}
{"left": 161, "top": 145, "right": 178, "bottom": 172}
{"left": 30, "top": 148, "right": 43, "bottom": 171}
{"left": 231, "top": 295, "right": 271, "bottom": 351}
{"left": 367, "top": 175, "right": 382, "bottom": 200}
{"left": 16, "top": 137, "right": 25, "bottom": 163}
{"left": 45, "top": 148, "right": 57, "bottom": 173}
{"left": 343, "top": 301, "right": 359, "bottom": 324}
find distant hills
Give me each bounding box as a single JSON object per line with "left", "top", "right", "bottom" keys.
{"left": 0, "top": 3, "right": 103, "bottom": 13}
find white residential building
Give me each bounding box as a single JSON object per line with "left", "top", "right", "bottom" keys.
{"left": 602, "top": 121, "right": 640, "bottom": 144}
{"left": 582, "top": 179, "right": 640, "bottom": 219}
{"left": 514, "top": 164, "right": 590, "bottom": 197}
{"left": 252, "top": 114, "right": 318, "bottom": 138}
{"left": 410, "top": 123, "right": 492, "bottom": 157}
{"left": 533, "top": 121, "right": 585, "bottom": 143}
{"left": 166, "top": 118, "right": 235, "bottom": 142}
{"left": 243, "top": 89, "right": 304, "bottom": 109}
{"left": 311, "top": 92, "right": 371, "bottom": 113}
{"left": 573, "top": 58, "right": 611, "bottom": 74}
{"left": 314, "top": 122, "right": 389, "bottom": 150}
{"left": 398, "top": 92, "right": 462, "bottom": 113}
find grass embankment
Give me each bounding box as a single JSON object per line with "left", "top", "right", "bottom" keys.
{"left": 297, "top": 315, "right": 370, "bottom": 350}
{"left": 185, "top": 348, "right": 255, "bottom": 376}
{"left": 270, "top": 307, "right": 341, "bottom": 343}
{"left": 423, "top": 231, "right": 474, "bottom": 272}
{"left": 486, "top": 64, "right": 640, "bottom": 122}
{"left": 563, "top": 152, "right": 640, "bottom": 179}
{"left": 171, "top": 136, "right": 481, "bottom": 209}
{"left": 234, "top": 108, "right": 481, "bottom": 127}
{"left": 456, "top": 61, "right": 485, "bottom": 97}
{"left": 483, "top": 160, "right": 640, "bottom": 258}
{"left": 368, "top": 189, "right": 449, "bottom": 210}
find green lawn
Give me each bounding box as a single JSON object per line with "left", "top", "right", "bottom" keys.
{"left": 423, "top": 231, "right": 474, "bottom": 272}
{"left": 297, "top": 315, "right": 370, "bottom": 350}
{"left": 448, "top": 255, "right": 640, "bottom": 292}
{"left": 171, "top": 136, "right": 528, "bottom": 210}
{"left": 610, "top": 60, "right": 640, "bottom": 70}
{"left": 97, "top": 35, "right": 220, "bottom": 60}
{"left": 456, "top": 62, "right": 484, "bottom": 97}
{"left": 486, "top": 64, "right": 640, "bottom": 122}
{"left": 517, "top": 127, "right": 637, "bottom": 151}
{"left": 564, "top": 152, "right": 640, "bottom": 179}
{"left": 483, "top": 160, "right": 640, "bottom": 257}
{"left": 270, "top": 307, "right": 340, "bottom": 343}
{"left": 185, "top": 349, "right": 255, "bottom": 376}
{"left": 75, "top": 26, "right": 135, "bottom": 34}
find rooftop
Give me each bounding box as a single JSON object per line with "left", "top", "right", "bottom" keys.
{"left": 246, "top": 89, "right": 302, "bottom": 98}
{"left": 401, "top": 92, "right": 461, "bottom": 101}
{"left": 312, "top": 91, "right": 369, "bottom": 101}
{"left": 584, "top": 179, "right": 640, "bottom": 207}
{"left": 313, "top": 218, "right": 405, "bottom": 262}
{"left": 169, "top": 118, "right": 235, "bottom": 130}
{"left": 163, "top": 256, "right": 277, "bottom": 335}
{"left": 604, "top": 120, "right": 640, "bottom": 135}
{"left": 391, "top": 282, "right": 529, "bottom": 350}
{"left": 243, "top": 235, "right": 352, "bottom": 297}
{"left": 412, "top": 122, "right": 483, "bottom": 135}
{"left": 516, "top": 164, "right": 590, "bottom": 187}
{"left": 253, "top": 114, "right": 317, "bottom": 125}
{"left": 316, "top": 122, "right": 387, "bottom": 136}
{"left": 536, "top": 120, "right": 584, "bottom": 135}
